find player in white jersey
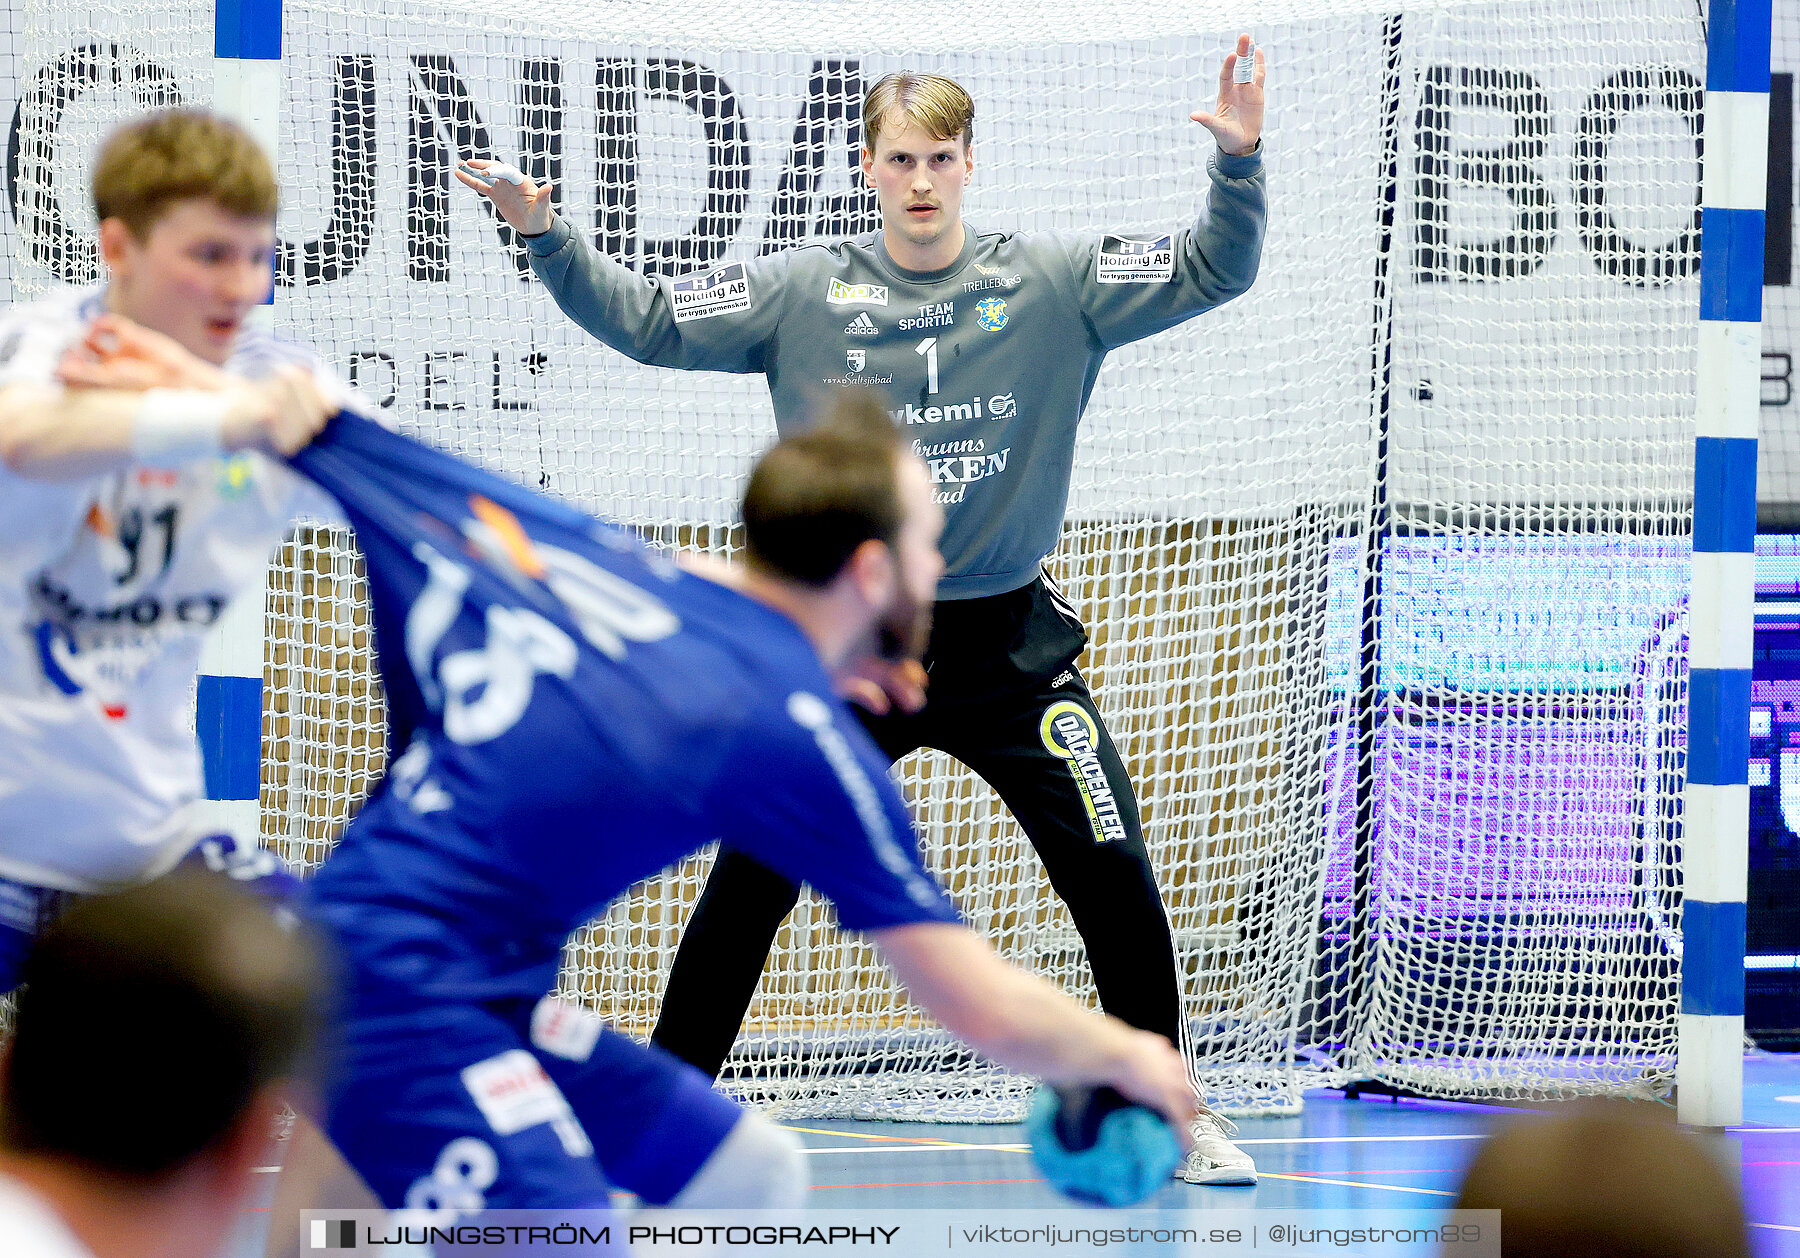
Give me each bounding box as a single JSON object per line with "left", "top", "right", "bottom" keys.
{"left": 0, "top": 109, "right": 341, "bottom": 984}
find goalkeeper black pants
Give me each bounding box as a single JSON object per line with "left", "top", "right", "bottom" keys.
{"left": 650, "top": 574, "right": 1185, "bottom": 1079}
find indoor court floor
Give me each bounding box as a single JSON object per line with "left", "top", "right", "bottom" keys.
{"left": 239, "top": 1053, "right": 1800, "bottom": 1255}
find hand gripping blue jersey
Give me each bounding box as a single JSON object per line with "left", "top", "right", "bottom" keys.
{"left": 295, "top": 413, "right": 957, "bottom": 1010}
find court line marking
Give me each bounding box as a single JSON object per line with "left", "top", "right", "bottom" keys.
{"left": 1259, "top": 1172, "right": 1454, "bottom": 1198}
{"left": 813, "top": 1178, "right": 1044, "bottom": 1191}
{"left": 1751, "top": 1223, "right": 1800, "bottom": 1234}
{"left": 1234, "top": 1134, "right": 1488, "bottom": 1147}
{"left": 801, "top": 1143, "right": 1027, "bottom": 1155}
{"left": 1279, "top": 1168, "right": 1461, "bottom": 1176}
{"left": 783, "top": 1125, "right": 965, "bottom": 1146}
{"left": 791, "top": 1133, "right": 1493, "bottom": 1154}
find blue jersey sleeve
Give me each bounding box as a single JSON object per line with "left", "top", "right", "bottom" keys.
{"left": 713, "top": 689, "right": 960, "bottom": 933}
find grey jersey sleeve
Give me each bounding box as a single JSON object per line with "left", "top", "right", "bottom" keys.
{"left": 1058, "top": 146, "right": 1266, "bottom": 351}
{"left": 525, "top": 217, "right": 788, "bottom": 374}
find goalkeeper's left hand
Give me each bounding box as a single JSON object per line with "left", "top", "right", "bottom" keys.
{"left": 1191, "top": 33, "right": 1265, "bottom": 157}
{"left": 456, "top": 158, "right": 556, "bottom": 238}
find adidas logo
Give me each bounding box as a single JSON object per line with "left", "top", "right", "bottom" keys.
{"left": 844, "top": 312, "right": 879, "bottom": 336}
{"left": 1050, "top": 670, "right": 1074, "bottom": 688}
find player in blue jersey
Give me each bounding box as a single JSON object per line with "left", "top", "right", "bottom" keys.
{"left": 291, "top": 396, "right": 1196, "bottom": 1223}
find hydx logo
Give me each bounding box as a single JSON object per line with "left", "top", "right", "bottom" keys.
{"left": 310, "top": 1219, "right": 357, "bottom": 1249}
{"left": 827, "top": 279, "right": 888, "bottom": 306}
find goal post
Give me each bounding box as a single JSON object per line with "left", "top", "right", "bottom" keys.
{"left": 195, "top": 0, "right": 283, "bottom": 858}
{"left": 0, "top": 0, "right": 1758, "bottom": 1118}
{"left": 1679, "top": 0, "right": 1768, "bottom": 1130}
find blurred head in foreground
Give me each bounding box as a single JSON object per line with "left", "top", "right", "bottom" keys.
{"left": 1453, "top": 1099, "right": 1750, "bottom": 1258}
{"left": 0, "top": 871, "right": 326, "bottom": 1258}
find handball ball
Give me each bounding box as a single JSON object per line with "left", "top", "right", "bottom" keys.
{"left": 1025, "top": 1084, "right": 1182, "bottom": 1207}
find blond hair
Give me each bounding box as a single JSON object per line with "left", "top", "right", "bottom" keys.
{"left": 92, "top": 110, "right": 277, "bottom": 239}
{"left": 862, "top": 72, "right": 974, "bottom": 149}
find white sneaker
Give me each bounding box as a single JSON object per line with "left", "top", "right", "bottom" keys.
{"left": 1177, "top": 1108, "right": 1258, "bottom": 1185}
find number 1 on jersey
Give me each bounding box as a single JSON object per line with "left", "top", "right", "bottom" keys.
{"left": 916, "top": 337, "right": 939, "bottom": 395}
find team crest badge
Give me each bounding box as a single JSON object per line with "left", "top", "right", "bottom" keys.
{"left": 976, "top": 297, "right": 1008, "bottom": 331}
{"left": 846, "top": 349, "right": 866, "bottom": 373}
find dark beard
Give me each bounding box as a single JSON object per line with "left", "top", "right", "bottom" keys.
{"left": 874, "top": 589, "right": 934, "bottom": 663}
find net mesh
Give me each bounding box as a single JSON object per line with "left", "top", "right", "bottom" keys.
{"left": 5, "top": 0, "right": 1701, "bottom": 1114}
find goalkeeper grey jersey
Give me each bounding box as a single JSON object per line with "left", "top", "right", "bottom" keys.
{"left": 527, "top": 147, "right": 1265, "bottom": 599}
